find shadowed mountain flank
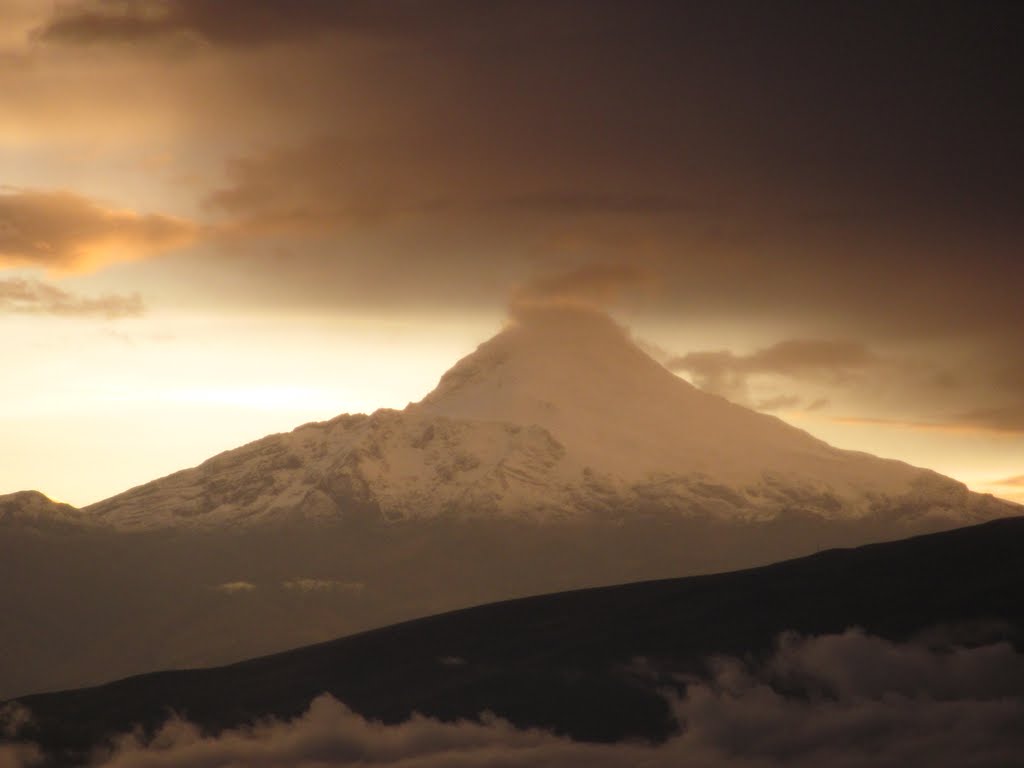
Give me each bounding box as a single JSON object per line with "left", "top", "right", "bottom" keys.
{"left": 5, "top": 517, "right": 1023, "bottom": 766}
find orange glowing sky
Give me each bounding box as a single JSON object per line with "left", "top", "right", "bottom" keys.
{"left": 1, "top": 1, "right": 1022, "bottom": 506}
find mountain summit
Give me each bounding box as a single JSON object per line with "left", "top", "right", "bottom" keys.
{"left": 85, "top": 306, "right": 1009, "bottom": 530}
{"left": 422, "top": 305, "right": 917, "bottom": 488}
{"left": 3, "top": 307, "right": 1018, "bottom": 698}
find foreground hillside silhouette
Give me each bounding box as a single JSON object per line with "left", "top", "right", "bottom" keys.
{"left": 6, "top": 516, "right": 1023, "bottom": 766}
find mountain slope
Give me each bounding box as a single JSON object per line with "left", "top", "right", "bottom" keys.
{"left": 84, "top": 306, "right": 1013, "bottom": 530}
{"left": 420, "top": 305, "right": 900, "bottom": 487}
{"left": 0, "top": 491, "right": 92, "bottom": 529}
{"left": 2, "top": 306, "right": 1017, "bottom": 701}
{"left": 7, "top": 516, "right": 1023, "bottom": 765}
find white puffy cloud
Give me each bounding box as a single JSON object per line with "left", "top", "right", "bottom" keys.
{"left": 7, "top": 630, "right": 1024, "bottom": 767}
{"left": 213, "top": 581, "right": 255, "bottom": 594}
{"left": 282, "top": 578, "right": 365, "bottom": 595}
{"left": 0, "top": 704, "right": 32, "bottom": 739}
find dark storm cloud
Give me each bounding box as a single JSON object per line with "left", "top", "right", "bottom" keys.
{"left": 35, "top": 0, "right": 378, "bottom": 47}
{"left": 0, "top": 278, "right": 143, "bottom": 318}
{"left": 954, "top": 406, "right": 1024, "bottom": 435}
{"left": 23, "top": 1, "right": 1024, "bottom": 432}
{"left": 667, "top": 339, "right": 878, "bottom": 403}
{"left": 9, "top": 630, "right": 1023, "bottom": 767}
{"left": 35, "top": 2, "right": 177, "bottom": 46}
{"left": 668, "top": 336, "right": 1024, "bottom": 432}
{"left": 184, "top": 0, "right": 1021, "bottom": 338}
{"left": 0, "top": 189, "right": 195, "bottom": 272}
{"left": 34, "top": 0, "right": 528, "bottom": 50}
{"left": 205, "top": 135, "right": 686, "bottom": 240}
{"left": 33, "top": 2, "right": 1024, "bottom": 275}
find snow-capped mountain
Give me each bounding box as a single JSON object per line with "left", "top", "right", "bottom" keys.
{"left": 84, "top": 305, "right": 1009, "bottom": 530}
{"left": 1, "top": 306, "right": 1018, "bottom": 699}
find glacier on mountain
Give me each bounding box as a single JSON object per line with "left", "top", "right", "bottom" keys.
{"left": 79, "top": 305, "right": 1011, "bottom": 530}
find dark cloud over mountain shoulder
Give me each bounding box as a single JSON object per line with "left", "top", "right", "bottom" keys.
{"left": 954, "top": 406, "right": 1024, "bottom": 435}
{"left": 35, "top": 0, "right": 359, "bottom": 47}
{"left": 835, "top": 407, "right": 1024, "bottom": 437}
{"left": 0, "top": 189, "right": 195, "bottom": 272}
{"left": 669, "top": 339, "right": 877, "bottom": 380}
{"left": 6, "top": 630, "right": 1022, "bottom": 767}
{"left": 33, "top": 0, "right": 491, "bottom": 48}
{"left": 666, "top": 337, "right": 1024, "bottom": 435}
{"left": 0, "top": 279, "right": 143, "bottom": 318}
{"left": 666, "top": 339, "right": 879, "bottom": 404}
{"left": 203, "top": 134, "right": 688, "bottom": 241}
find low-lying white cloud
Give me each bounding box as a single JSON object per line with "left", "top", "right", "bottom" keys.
{"left": 0, "top": 744, "right": 39, "bottom": 768}
{"left": 0, "top": 705, "right": 37, "bottom": 768}
{"left": 282, "top": 578, "right": 365, "bottom": 595}
{"left": 5, "top": 630, "right": 1024, "bottom": 767}
{"left": 213, "top": 581, "right": 255, "bottom": 595}
{"left": 0, "top": 704, "right": 31, "bottom": 739}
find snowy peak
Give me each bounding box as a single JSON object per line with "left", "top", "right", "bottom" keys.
{"left": 419, "top": 305, "right": 681, "bottom": 413}
{"left": 415, "top": 306, "right": 915, "bottom": 492}
{"left": 81, "top": 306, "right": 1019, "bottom": 530}
{"left": 85, "top": 410, "right": 580, "bottom": 529}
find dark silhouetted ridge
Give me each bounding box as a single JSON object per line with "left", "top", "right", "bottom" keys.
{"left": 7, "top": 516, "right": 1023, "bottom": 764}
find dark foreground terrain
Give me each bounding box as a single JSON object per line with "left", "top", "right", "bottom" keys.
{"left": 2, "top": 504, "right": 1003, "bottom": 700}
{"left": 4, "top": 516, "right": 1023, "bottom": 766}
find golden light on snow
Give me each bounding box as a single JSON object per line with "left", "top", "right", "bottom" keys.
{"left": 0, "top": 310, "right": 497, "bottom": 505}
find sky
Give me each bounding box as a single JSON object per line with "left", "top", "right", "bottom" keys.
{"left": 1, "top": 0, "right": 1022, "bottom": 506}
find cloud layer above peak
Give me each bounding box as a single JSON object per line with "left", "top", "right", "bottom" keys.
{"left": 0, "top": 189, "right": 195, "bottom": 273}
